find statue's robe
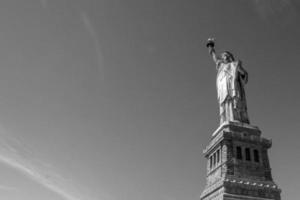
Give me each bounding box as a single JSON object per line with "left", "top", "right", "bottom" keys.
{"left": 216, "top": 60, "right": 249, "bottom": 124}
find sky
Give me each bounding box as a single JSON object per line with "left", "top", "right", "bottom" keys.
{"left": 0, "top": 0, "right": 299, "bottom": 200}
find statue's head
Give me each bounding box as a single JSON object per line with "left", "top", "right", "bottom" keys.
{"left": 221, "top": 51, "right": 235, "bottom": 63}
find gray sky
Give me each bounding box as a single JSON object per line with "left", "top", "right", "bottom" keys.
{"left": 0, "top": 0, "right": 299, "bottom": 200}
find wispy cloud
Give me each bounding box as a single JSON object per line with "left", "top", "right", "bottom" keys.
{"left": 80, "top": 11, "right": 104, "bottom": 71}
{"left": 0, "top": 129, "right": 95, "bottom": 200}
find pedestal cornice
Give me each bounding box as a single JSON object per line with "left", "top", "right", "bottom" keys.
{"left": 203, "top": 122, "right": 271, "bottom": 157}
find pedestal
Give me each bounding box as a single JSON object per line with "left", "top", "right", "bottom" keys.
{"left": 200, "top": 122, "right": 281, "bottom": 200}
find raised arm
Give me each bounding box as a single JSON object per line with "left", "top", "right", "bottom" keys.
{"left": 206, "top": 38, "right": 220, "bottom": 66}
{"left": 209, "top": 46, "right": 218, "bottom": 64}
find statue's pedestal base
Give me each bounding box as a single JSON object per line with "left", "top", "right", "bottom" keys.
{"left": 200, "top": 122, "right": 281, "bottom": 200}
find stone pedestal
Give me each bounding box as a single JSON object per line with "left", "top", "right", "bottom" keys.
{"left": 200, "top": 121, "right": 281, "bottom": 200}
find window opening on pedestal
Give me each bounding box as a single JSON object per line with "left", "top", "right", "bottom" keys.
{"left": 254, "top": 149, "right": 260, "bottom": 162}
{"left": 245, "top": 148, "right": 251, "bottom": 161}
{"left": 213, "top": 153, "right": 216, "bottom": 166}
{"left": 216, "top": 149, "right": 220, "bottom": 163}
{"left": 236, "top": 146, "right": 242, "bottom": 160}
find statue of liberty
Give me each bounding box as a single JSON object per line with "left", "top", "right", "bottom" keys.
{"left": 206, "top": 39, "right": 250, "bottom": 124}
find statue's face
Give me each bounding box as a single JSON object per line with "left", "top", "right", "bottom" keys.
{"left": 222, "top": 53, "right": 232, "bottom": 63}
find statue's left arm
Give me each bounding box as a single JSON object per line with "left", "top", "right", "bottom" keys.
{"left": 237, "top": 61, "right": 248, "bottom": 84}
